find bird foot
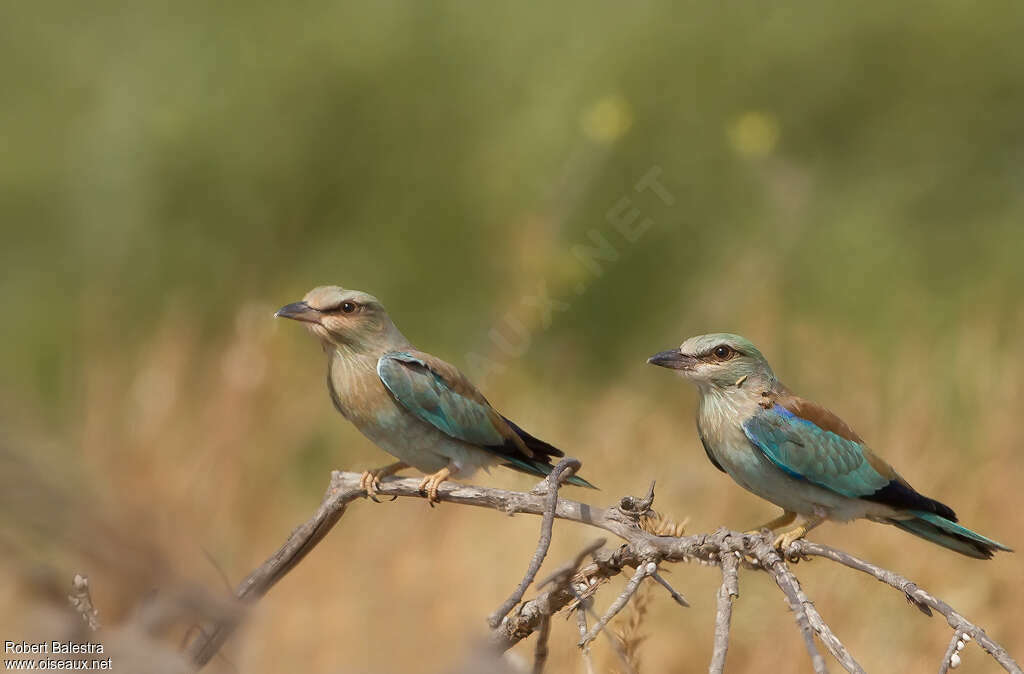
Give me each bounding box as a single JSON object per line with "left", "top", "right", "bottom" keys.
{"left": 772, "top": 515, "right": 825, "bottom": 557}
{"left": 359, "top": 462, "right": 408, "bottom": 502}
{"left": 773, "top": 526, "right": 807, "bottom": 551}
{"left": 418, "top": 467, "right": 452, "bottom": 505}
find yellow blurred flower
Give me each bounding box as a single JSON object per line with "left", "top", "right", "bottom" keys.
{"left": 581, "top": 95, "right": 633, "bottom": 144}
{"left": 727, "top": 111, "right": 780, "bottom": 158}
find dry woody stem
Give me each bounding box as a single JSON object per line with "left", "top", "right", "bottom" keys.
{"left": 184, "top": 467, "right": 1022, "bottom": 674}
{"left": 709, "top": 552, "right": 739, "bottom": 674}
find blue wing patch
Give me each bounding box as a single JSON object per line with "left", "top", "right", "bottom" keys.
{"left": 742, "top": 404, "right": 890, "bottom": 499}
{"left": 377, "top": 351, "right": 506, "bottom": 447}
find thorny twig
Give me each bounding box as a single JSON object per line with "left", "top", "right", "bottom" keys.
{"left": 650, "top": 571, "right": 689, "bottom": 608}
{"left": 184, "top": 469, "right": 1021, "bottom": 674}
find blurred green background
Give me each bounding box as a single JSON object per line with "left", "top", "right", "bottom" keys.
{"left": 2, "top": 2, "right": 1023, "bottom": 672}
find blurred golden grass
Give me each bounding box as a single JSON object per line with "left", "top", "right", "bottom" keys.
{"left": 3, "top": 2, "right": 1023, "bottom": 669}
{"left": 2, "top": 300, "right": 1022, "bottom": 673}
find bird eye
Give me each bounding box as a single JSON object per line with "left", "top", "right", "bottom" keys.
{"left": 713, "top": 345, "right": 733, "bottom": 359}
{"left": 340, "top": 302, "right": 356, "bottom": 314}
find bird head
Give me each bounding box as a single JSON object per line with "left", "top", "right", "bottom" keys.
{"left": 647, "top": 333, "right": 774, "bottom": 391}
{"left": 275, "top": 285, "right": 408, "bottom": 352}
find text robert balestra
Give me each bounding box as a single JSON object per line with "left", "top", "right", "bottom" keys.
{"left": 5, "top": 641, "right": 105, "bottom": 654}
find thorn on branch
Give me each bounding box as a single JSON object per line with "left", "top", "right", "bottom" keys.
{"left": 650, "top": 571, "right": 689, "bottom": 608}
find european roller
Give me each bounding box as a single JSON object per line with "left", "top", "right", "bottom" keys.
{"left": 648, "top": 333, "right": 1011, "bottom": 559}
{"left": 276, "top": 285, "right": 594, "bottom": 502}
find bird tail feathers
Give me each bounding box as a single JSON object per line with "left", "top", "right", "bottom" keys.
{"left": 889, "top": 510, "right": 1012, "bottom": 560}
{"left": 500, "top": 456, "right": 597, "bottom": 489}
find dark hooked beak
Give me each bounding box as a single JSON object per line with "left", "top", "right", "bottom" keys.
{"left": 275, "top": 301, "right": 322, "bottom": 324}
{"left": 647, "top": 348, "right": 695, "bottom": 370}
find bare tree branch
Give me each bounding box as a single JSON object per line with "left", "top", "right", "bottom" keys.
{"left": 792, "top": 541, "right": 1021, "bottom": 674}
{"left": 751, "top": 538, "right": 828, "bottom": 674}
{"left": 490, "top": 539, "right": 605, "bottom": 652}
{"left": 746, "top": 535, "right": 864, "bottom": 673}
{"left": 651, "top": 571, "right": 689, "bottom": 608}
{"left": 186, "top": 473, "right": 362, "bottom": 666}
{"left": 489, "top": 458, "right": 581, "bottom": 628}
{"left": 531, "top": 614, "right": 552, "bottom": 674}
{"left": 939, "top": 630, "right": 965, "bottom": 674}
{"left": 579, "top": 563, "right": 652, "bottom": 649}
{"left": 573, "top": 580, "right": 636, "bottom": 674}
{"left": 575, "top": 604, "right": 596, "bottom": 674}
{"left": 763, "top": 551, "right": 863, "bottom": 673}
{"left": 68, "top": 573, "right": 100, "bottom": 631}
{"left": 184, "top": 469, "right": 1021, "bottom": 674}
{"left": 709, "top": 552, "right": 739, "bottom": 674}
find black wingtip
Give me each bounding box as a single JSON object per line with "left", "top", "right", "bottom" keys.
{"left": 864, "top": 480, "right": 957, "bottom": 521}
{"left": 501, "top": 416, "right": 565, "bottom": 459}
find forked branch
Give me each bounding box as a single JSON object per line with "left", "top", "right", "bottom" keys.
{"left": 185, "top": 468, "right": 1022, "bottom": 674}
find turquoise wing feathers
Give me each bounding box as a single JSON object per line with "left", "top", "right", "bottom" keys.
{"left": 377, "top": 350, "right": 596, "bottom": 488}
{"left": 742, "top": 404, "right": 891, "bottom": 499}
{"left": 376, "top": 351, "right": 507, "bottom": 447}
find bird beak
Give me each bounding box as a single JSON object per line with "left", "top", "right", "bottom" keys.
{"left": 275, "top": 301, "right": 322, "bottom": 324}
{"left": 647, "top": 348, "right": 695, "bottom": 370}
